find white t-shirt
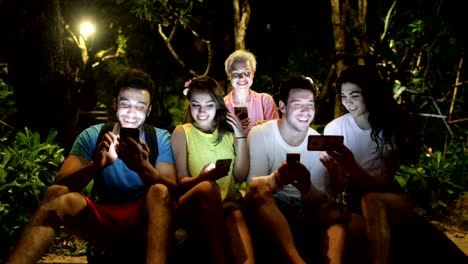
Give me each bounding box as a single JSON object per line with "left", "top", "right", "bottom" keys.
{"left": 323, "top": 113, "right": 392, "bottom": 177}
{"left": 247, "top": 120, "right": 327, "bottom": 200}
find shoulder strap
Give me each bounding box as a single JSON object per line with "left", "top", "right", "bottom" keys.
{"left": 144, "top": 124, "right": 158, "bottom": 168}
{"left": 96, "top": 122, "right": 158, "bottom": 167}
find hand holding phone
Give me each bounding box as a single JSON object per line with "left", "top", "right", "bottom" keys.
{"left": 307, "top": 135, "right": 344, "bottom": 151}
{"left": 200, "top": 159, "right": 231, "bottom": 182}
{"left": 234, "top": 106, "right": 248, "bottom": 120}
{"left": 215, "top": 158, "right": 232, "bottom": 171}
{"left": 286, "top": 153, "right": 300, "bottom": 164}
{"left": 120, "top": 128, "right": 140, "bottom": 142}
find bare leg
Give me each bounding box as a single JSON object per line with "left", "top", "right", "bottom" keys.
{"left": 5, "top": 185, "right": 87, "bottom": 264}
{"left": 225, "top": 209, "right": 255, "bottom": 264}
{"left": 321, "top": 223, "right": 346, "bottom": 264}
{"left": 345, "top": 213, "right": 369, "bottom": 263}
{"left": 245, "top": 179, "right": 305, "bottom": 264}
{"left": 361, "top": 192, "right": 416, "bottom": 264}
{"left": 146, "top": 183, "right": 172, "bottom": 264}
{"left": 178, "top": 181, "right": 232, "bottom": 264}
{"left": 361, "top": 194, "right": 390, "bottom": 264}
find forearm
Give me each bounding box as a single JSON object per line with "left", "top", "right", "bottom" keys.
{"left": 233, "top": 138, "right": 249, "bottom": 182}
{"left": 328, "top": 167, "right": 348, "bottom": 193}
{"left": 54, "top": 161, "right": 101, "bottom": 192}
{"left": 178, "top": 175, "right": 205, "bottom": 193}
{"left": 138, "top": 162, "right": 176, "bottom": 188}
{"left": 346, "top": 162, "right": 391, "bottom": 191}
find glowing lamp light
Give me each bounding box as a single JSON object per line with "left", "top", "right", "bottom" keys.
{"left": 79, "top": 21, "right": 95, "bottom": 39}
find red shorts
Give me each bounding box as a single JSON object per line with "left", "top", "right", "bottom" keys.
{"left": 66, "top": 196, "right": 145, "bottom": 247}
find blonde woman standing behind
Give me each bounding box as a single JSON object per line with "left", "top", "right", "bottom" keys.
{"left": 224, "top": 49, "right": 279, "bottom": 135}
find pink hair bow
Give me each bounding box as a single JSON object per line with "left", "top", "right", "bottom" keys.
{"left": 183, "top": 79, "right": 192, "bottom": 96}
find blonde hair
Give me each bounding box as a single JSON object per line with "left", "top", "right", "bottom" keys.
{"left": 224, "top": 49, "right": 257, "bottom": 79}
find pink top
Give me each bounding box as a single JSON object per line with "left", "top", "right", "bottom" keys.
{"left": 224, "top": 90, "right": 279, "bottom": 134}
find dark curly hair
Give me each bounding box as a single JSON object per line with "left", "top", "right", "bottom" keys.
{"left": 114, "top": 68, "right": 156, "bottom": 100}
{"left": 335, "top": 65, "right": 419, "bottom": 163}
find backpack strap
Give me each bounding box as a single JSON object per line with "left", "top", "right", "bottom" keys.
{"left": 143, "top": 124, "right": 158, "bottom": 167}
{"left": 95, "top": 122, "right": 158, "bottom": 168}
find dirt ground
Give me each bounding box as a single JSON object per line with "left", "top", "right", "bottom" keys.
{"left": 436, "top": 222, "right": 468, "bottom": 255}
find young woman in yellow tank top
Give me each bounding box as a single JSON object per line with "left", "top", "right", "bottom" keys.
{"left": 171, "top": 76, "right": 255, "bottom": 264}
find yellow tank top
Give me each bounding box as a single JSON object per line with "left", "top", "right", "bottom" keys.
{"left": 182, "top": 123, "right": 237, "bottom": 201}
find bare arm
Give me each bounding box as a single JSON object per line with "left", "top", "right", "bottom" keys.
{"left": 227, "top": 113, "right": 249, "bottom": 182}
{"left": 54, "top": 132, "right": 119, "bottom": 192}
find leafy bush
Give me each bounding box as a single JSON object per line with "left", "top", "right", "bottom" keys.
{"left": 0, "top": 128, "right": 65, "bottom": 255}
{"left": 396, "top": 141, "right": 468, "bottom": 218}
{"left": 0, "top": 78, "right": 16, "bottom": 134}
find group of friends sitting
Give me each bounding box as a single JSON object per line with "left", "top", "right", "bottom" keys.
{"left": 5, "top": 50, "right": 463, "bottom": 264}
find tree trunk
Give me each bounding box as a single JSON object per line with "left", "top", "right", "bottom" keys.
{"left": 6, "top": 0, "right": 75, "bottom": 150}
{"left": 233, "top": 0, "right": 251, "bottom": 50}
{"left": 328, "top": 0, "right": 369, "bottom": 119}
{"left": 330, "top": 0, "right": 347, "bottom": 118}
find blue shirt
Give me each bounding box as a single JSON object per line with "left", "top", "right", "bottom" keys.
{"left": 69, "top": 124, "right": 174, "bottom": 205}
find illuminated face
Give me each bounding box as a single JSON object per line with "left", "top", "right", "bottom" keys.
{"left": 189, "top": 89, "right": 217, "bottom": 132}
{"left": 280, "top": 88, "right": 315, "bottom": 132}
{"left": 230, "top": 60, "right": 254, "bottom": 91}
{"left": 115, "top": 87, "right": 151, "bottom": 129}
{"left": 340, "top": 82, "right": 368, "bottom": 119}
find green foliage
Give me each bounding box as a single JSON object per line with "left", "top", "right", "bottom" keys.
{"left": 131, "top": 0, "right": 203, "bottom": 28}
{"left": 167, "top": 94, "right": 187, "bottom": 129}
{"left": 0, "top": 128, "right": 64, "bottom": 254}
{"left": 396, "top": 141, "right": 468, "bottom": 218}
{"left": 375, "top": 1, "right": 467, "bottom": 152}
{"left": 0, "top": 78, "right": 16, "bottom": 126}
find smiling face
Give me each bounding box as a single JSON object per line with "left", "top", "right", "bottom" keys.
{"left": 230, "top": 60, "right": 254, "bottom": 91}
{"left": 189, "top": 89, "right": 217, "bottom": 132}
{"left": 114, "top": 87, "right": 151, "bottom": 129}
{"left": 280, "top": 88, "right": 316, "bottom": 132}
{"left": 340, "top": 82, "right": 368, "bottom": 120}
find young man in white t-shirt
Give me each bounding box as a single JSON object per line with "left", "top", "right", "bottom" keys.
{"left": 245, "top": 76, "right": 347, "bottom": 264}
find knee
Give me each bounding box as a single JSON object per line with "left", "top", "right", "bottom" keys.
{"left": 192, "top": 181, "right": 221, "bottom": 200}
{"left": 361, "top": 193, "right": 384, "bottom": 209}
{"left": 36, "top": 192, "right": 86, "bottom": 226}
{"left": 245, "top": 178, "right": 273, "bottom": 204}
{"left": 42, "top": 184, "right": 71, "bottom": 202}
{"left": 57, "top": 192, "right": 87, "bottom": 217}
{"left": 146, "top": 183, "right": 171, "bottom": 204}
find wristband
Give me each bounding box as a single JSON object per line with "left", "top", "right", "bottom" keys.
{"left": 235, "top": 136, "right": 246, "bottom": 139}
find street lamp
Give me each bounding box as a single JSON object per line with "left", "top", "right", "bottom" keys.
{"left": 79, "top": 21, "right": 95, "bottom": 40}
{"left": 77, "top": 21, "right": 95, "bottom": 65}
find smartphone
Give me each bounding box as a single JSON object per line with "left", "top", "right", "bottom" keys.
{"left": 215, "top": 158, "right": 232, "bottom": 170}
{"left": 286, "top": 153, "right": 300, "bottom": 164}
{"left": 234, "top": 106, "right": 248, "bottom": 120}
{"left": 307, "top": 135, "right": 344, "bottom": 151}
{"left": 120, "top": 127, "right": 140, "bottom": 142}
